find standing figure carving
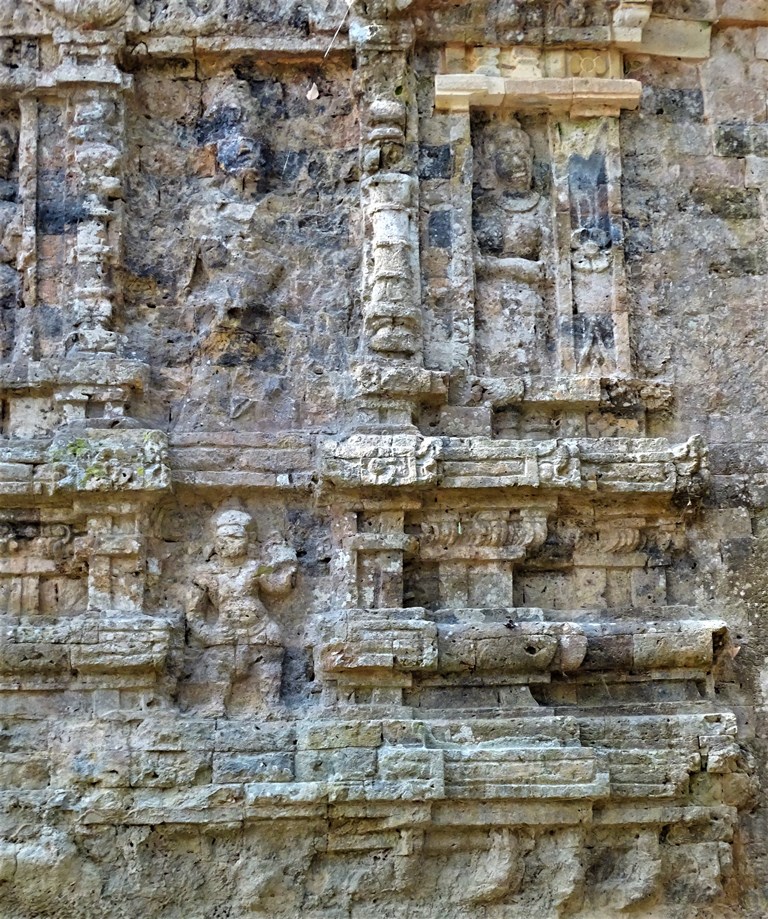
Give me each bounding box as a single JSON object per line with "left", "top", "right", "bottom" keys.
{"left": 473, "top": 118, "right": 548, "bottom": 377}
{"left": 181, "top": 507, "right": 297, "bottom": 716}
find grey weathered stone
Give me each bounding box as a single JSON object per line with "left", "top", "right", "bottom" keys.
{"left": 0, "top": 0, "right": 765, "bottom": 916}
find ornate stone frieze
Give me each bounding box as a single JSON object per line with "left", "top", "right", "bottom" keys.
{"left": 321, "top": 432, "right": 443, "bottom": 487}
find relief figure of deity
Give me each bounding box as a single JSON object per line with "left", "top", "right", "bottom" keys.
{"left": 473, "top": 119, "right": 548, "bottom": 377}
{"left": 180, "top": 507, "right": 297, "bottom": 716}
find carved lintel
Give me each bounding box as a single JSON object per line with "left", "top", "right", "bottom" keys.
{"left": 435, "top": 74, "right": 642, "bottom": 116}
{"left": 322, "top": 433, "right": 442, "bottom": 488}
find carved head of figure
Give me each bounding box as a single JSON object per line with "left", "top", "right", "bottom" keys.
{"left": 259, "top": 536, "right": 298, "bottom": 596}
{"left": 0, "top": 127, "right": 16, "bottom": 181}
{"left": 214, "top": 508, "right": 252, "bottom": 561}
{"left": 476, "top": 120, "right": 534, "bottom": 194}
{"left": 494, "top": 125, "right": 533, "bottom": 192}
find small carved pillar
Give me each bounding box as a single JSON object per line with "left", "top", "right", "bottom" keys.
{"left": 363, "top": 171, "right": 420, "bottom": 358}
{"left": 52, "top": 34, "right": 131, "bottom": 355}
{"left": 77, "top": 506, "right": 145, "bottom": 613}
{"left": 422, "top": 44, "right": 479, "bottom": 403}
{"left": 331, "top": 500, "right": 419, "bottom": 609}
{"left": 351, "top": 2, "right": 445, "bottom": 429}
{"left": 16, "top": 94, "right": 38, "bottom": 356}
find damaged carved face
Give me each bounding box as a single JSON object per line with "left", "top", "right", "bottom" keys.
{"left": 215, "top": 134, "right": 270, "bottom": 182}
{"left": 215, "top": 528, "right": 249, "bottom": 560}
{"left": 493, "top": 131, "right": 533, "bottom": 191}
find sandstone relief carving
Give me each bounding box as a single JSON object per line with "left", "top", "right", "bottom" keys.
{"left": 179, "top": 506, "right": 297, "bottom": 716}
{"left": 0, "top": 1, "right": 762, "bottom": 917}
{"left": 473, "top": 115, "right": 548, "bottom": 378}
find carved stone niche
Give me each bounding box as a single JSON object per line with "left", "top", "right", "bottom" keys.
{"left": 323, "top": 495, "right": 554, "bottom": 612}
{"left": 470, "top": 112, "right": 551, "bottom": 382}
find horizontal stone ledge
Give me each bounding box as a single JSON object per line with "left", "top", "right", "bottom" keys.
{"left": 170, "top": 432, "right": 313, "bottom": 448}
{"left": 0, "top": 615, "right": 176, "bottom": 676}
{"left": 434, "top": 74, "right": 642, "bottom": 116}
{"left": 1, "top": 790, "right": 738, "bottom": 832}
{"left": 443, "top": 775, "right": 610, "bottom": 801}
{"left": 170, "top": 448, "right": 313, "bottom": 468}
{"left": 171, "top": 471, "right": 314, "bottom": 489}
{"left": 430, "top": 799, "right": 594, "bottom": 827}
{"left": 0, "top": 358, "right": 149, "bottom": 392}
{"left": 617, "top": 15, "right": 711, "bottom": 59}
{"left": 123, "top": 33, "right": 353, "bottom": 58}
{"left": 321, "top": 433, "right": 706, "bottom": 494}
{"left": 313, "top": 608, "right": 727, "bottom": 678}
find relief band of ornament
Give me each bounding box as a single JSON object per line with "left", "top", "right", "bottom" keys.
{"left": 321, "top": 434, "right": 706, "bottom": 494}
{"left": 37, "top": 0, "right": 132, "bottom": 27}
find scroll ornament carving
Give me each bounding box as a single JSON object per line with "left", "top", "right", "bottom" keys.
{"left": 37, "top": 0, "right": 132, "bottom": 27}
{"left": 322, "top": 433, "right": 442, "bottom": 487}
{"left": 49, "top": 431, "right": 170, "bottom": 492}
{"left": 420, "top": 509, "right": 548, "bottom": 552}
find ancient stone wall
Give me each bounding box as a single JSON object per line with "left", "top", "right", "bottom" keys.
{"left": 0, "top": 0, "right": 767, "bottom": 916}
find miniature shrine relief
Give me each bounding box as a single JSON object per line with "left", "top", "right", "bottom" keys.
{"left": 0, "top": 0, "right": 767, "bottom": 917}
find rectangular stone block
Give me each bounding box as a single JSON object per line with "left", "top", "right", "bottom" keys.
{"left": 377, "top": 747, "right": 444, "bottom": 783}
{"left": 298, "top": 722, "right": 383, "bottom": 751}
{"left": 133, "top": 717, "right": 215, "bottom": 752}
{"left": 213, "top": 753, "right": 294, "bottom": 784}
{"left": 130, "top": 751, "right": 212, "bottom": 788}
{"left": 214, "top": 722, "right": 295, "bottom": 753}
{"left": 295, "top": 749, "right": 377, "bottom": 783}
{"left": 0, "top": 753, "right": 50, "bottom": 789}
